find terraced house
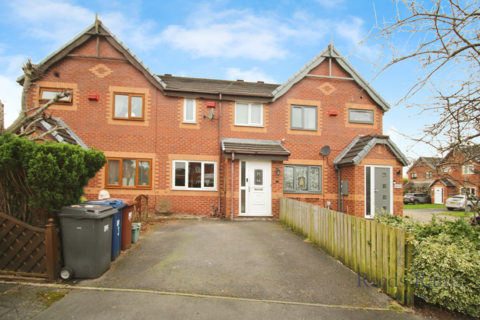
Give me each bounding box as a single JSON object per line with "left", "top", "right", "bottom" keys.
{"left": 21, "top": 20, "right": 410, "bottom": 219}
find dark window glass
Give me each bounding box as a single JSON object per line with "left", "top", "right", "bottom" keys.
{"left": 175, "top": 162, "right": 186, "bottom": 187}
{"left": 366, "top": 167, "right": 371, "bottom": 215}
{"left": 204, "top": 163, "right": 215, "bottom": 188}
{"left": 138, "top": 161, "right": 150, "bottom": 186}
{"left": 188, "top": 162, "right": 202, "bottom": 188}
{"left": 241, "top": 190, "right": 246, "bottom": 213}
{"left": 254, "top": 170, "right": 263, "bottom": 185}
{"left": 241, "top": 162, "right": 246, "bottom": 187}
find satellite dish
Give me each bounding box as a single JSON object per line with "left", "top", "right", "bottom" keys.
{"left": 320, "top": 145, "right": 331, "bottom": 156}
{"left": 205, "top": 108, "right": 214, "bottom": 120}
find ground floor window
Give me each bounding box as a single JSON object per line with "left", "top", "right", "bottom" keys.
{"left": 173, "top": 161, "right": 216, "bottom": 190}
{"left": 283, "top": 165, "right": 322, "bottom": 193}
{"left": 460, "top": 187, "right": 476, "bottom": 196}
{"left": 106, "top": 158, "right": 151, "bottom": 188}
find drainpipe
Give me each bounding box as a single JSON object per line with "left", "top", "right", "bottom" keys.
{"left": 218, "top": 93, "right": 222, "bottom": 218}
{"left": 335, "top": 165, "right": 341, "bottom": 212}
{"left": 231, "top": 152, "right": 235, "bottom": 221}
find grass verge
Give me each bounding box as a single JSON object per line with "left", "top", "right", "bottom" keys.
{"left": 403, "top": 204, "right": 446, "bottom": 209}
{"left": 438, "top": 211, "right": 475, "bottom": 217}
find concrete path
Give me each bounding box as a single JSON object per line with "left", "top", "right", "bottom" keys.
{"left": 78, "top": 220, "right": 391, "bottom": 308}
{"left": 404, "top": 208, "right": 461, "bottom": 223}
{"left": 33, "top": 287, "right": 424, "bottom": 320}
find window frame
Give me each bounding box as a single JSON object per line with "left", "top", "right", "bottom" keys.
{"left": 442, "top": 167, "right": 451, "bottom": 173}
{"left": 460, "top": 187, "right": 476, "bottom": 196}
{"left": 183, "top": 98, "right": 196, "bottom": 123}
{"left": 411, "top": 173, "right": 417, "bottom": 179}
{"left": 104, "top": 158, "right": 152, "bottom": 189}
{"left": 290, "top": 105, "right": 318, "bottom": 131}
{"left": 172, "top": 160, "right": 217, "bottom": 191}
{"left": 283, "top": 165, "right": 322, "bottom": 194}
{"left": 463, "top": 165, "right": 474, "bottom": 175}
{"left": 234, "top": 102, "right": 263, "bottom": 127}
{"left": 39, "top": 88, "right": 73, "bottom": 105}
{"left": 425, "top": 171, "right": 433, "bottom": 179}
{"left": 112, "top": 92, "right": 145, "bottom": 121}
{"left": 348, "top": 108, "right": 374, "bottom": 124}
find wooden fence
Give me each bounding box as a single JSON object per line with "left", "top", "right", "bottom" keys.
{"left": 279, "top": 197, "right": 414, "bottom": 306}
{"left": 0, "top": 213, "right": 59, "bottom": 282}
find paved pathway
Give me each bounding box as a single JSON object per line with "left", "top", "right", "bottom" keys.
{"left": 404, "top": 208, "right": 462, "bottom": 223}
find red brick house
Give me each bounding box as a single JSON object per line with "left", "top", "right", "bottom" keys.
{"left": 19, "top": 21, "right": 409, "bottom": 219}
{"left": 406, "top": 149, "right": 480, "bottom": 204}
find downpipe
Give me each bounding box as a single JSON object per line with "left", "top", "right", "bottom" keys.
{"left": 335, "top": 165, "right": 341, "bottom": 212}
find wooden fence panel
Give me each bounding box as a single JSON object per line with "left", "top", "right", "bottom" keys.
{"left": 0, "top": 213, "right": 59, "bottom": 282}
{"left": 279, "top": 197, "right": 414, "bottom": 306}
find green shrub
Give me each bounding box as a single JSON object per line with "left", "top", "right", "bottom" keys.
{"left": 374, "top": 212, "right": 480, "bottom": 317}
{"left": 0, "top": 133, "right": 106, "bottom": 226}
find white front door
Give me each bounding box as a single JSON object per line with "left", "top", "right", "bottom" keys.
{"left": 239, "top": 161, "right": 272, "bottom": 216}
{"left": 434, "top": 187, "right": 443, "bottom": 204}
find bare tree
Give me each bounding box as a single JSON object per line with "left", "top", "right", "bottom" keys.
{"left": 0, "top": 59, "right": 71, "bottom": 140}
{"left": 362, "top": 0, "right": 480, "bottom": 216}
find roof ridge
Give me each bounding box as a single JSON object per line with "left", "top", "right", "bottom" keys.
{"left": 159, "top": 75, "right": 280, "bottom": 86}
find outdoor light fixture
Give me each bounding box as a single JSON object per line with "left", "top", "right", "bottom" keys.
{"left": 276, "top": 167, "right": 281, "bottom": 176}
{"left": 397, "top": 170, "right": 401, "bottom": 175}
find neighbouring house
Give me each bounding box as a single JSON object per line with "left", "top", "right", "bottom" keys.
{"left": 406, "top": 147, "right": 480, "bottom": 204}
{"left": 19, "top": 20, "right": 409, "bottom": 219}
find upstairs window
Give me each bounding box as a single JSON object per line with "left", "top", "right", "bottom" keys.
{"left": 291, "top": 105, "right": 317, "bottom": 130}
{"left": 183, "top": 99, "right": 196, "bottom": 123}
{"left": 114, "top": 93, "right": 144, "bottom": 120}
{"left": 411, "top": 173, "right": 417, "bottom": 179}
{"left": 462, "top": 165, "right": 474, "bottom": 175}
{"left": 442, "top": 167, "right": 451, "bottom": 173}
{"left": 39, "top": 88, "right": 73, "bottom": 105}
{"left": 425, "top": 171, "right": 433, "bottom": 179}
{"left": 349, "top": 109, "right": 374, "bottom": 124}
{"left": 235, "top": 103, "right": 263, "bottom": 126}
{"left": 105, "top": 158, "right": 151, "bottom": 188}
{"left": 283, "top": 165, "right": 322, "bottom": 193}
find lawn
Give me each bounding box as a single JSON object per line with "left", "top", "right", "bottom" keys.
{"left": 439, "top": 211, "right": 475, "bottom": 217}
{"left": 403, "top": 204, "right": 446, "bottom": 209}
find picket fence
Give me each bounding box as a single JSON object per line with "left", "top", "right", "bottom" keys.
{"left": 279, "top": 197, "right": 414, "bottom": 306}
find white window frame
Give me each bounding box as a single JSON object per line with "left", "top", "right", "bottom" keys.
{"left": 460, "top": 187, "right": 476, "bottom": 196}
{"left": 462, "top": 165, "right": 474, "bottom": 175}
{"left": 234, "top": 102, "right": 263, "bottom": 127}
{"left": 172, "top": 160, "right": 217, "bottom": 191}
{"left": 425, "top": 171, "right": 433, "bottom": 179}
{"left": 411, "top": 172, "right": 417, "bottom": 179}
{"left": 349, "top": 109, "right": 374, "bottom": 124}
{"left": 442, "top": 167, "right": 451, "bottom": 173}
{"left": 183, "top": 99, "right": 196, "bottom": 123}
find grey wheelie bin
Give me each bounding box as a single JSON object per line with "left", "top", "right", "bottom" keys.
{"left": 58, "top": 204, "right": 117, "bottom": 280}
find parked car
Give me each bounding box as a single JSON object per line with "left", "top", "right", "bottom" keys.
{"left": 446, "top": 195, "right": 480, "bottom": 211}
{"left": 403, "top": 193, "right": 431, "bottom": 205}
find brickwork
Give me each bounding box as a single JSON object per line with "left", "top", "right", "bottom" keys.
{"left": 26, "top": 34, "right": 406, "bottom": 219}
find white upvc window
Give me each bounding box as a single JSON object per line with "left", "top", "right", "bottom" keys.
{"left": 172, "top": 160, "right": 216, "bottom": 190}
{"left": 183, "top": 99, "right": 196, "bottom": 123}
{"left": 442, "top": 167, "right": 451, "bottom": 173}
{"left": 460, "top": 187, "right": 476, "bottom": 196}
{"left": 235, "top": 102, "right": 263, "bottom": 126}
{"left": 462, "top": 165, "right": 474, "bottom": 175}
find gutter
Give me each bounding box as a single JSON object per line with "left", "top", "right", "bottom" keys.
{"left": 164, "top": 87, "right": 274, "bottom": 98}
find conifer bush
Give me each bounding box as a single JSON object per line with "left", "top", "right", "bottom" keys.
{"left": 0, "top": 133, "right": 106, "bottom": 226}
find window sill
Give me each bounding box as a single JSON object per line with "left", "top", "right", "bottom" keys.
{"left": 171, "top": 188, "right": 217, "bottom": 192}
{"left": 182, "top": 121, "right": 197, "bottom": 124}
{"left": 290, "top": 128, "right": 317, "bottom": 132}
{"left": 234, "top": 124, "right": 264, "bottom": 128}
{"left": 348, "top": 122, "right": 374, "bottom": 125}
{"left": 106, "top": 186, "right": 152, "bottom": 190}
{"left": 112, "top": 118, "right": 145, "bottom": 121}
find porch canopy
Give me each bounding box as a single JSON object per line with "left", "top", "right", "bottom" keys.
{"left": 222, "top": 138, "right": 291, "bottom": 161}
{"left": 333, "top": 134, "right": 410, "bottom": 167}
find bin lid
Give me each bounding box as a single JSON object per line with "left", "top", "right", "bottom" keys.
{"left": 84, "top": 199, "right": 126, "bottom": 210}
{"left": 58, "top": 203, "right": 117, "bottom": 219}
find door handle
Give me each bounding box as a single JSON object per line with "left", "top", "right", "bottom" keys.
{"left": 255, "top": 188, "right": 263, "bottom": 191}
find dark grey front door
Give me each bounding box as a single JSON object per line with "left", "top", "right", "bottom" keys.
{"left": 374, "top": 167, "right": 391, "bottom": 213}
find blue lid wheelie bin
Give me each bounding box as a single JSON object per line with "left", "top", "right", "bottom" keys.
{"left": 84, "top": 199, "right": 126, "bottom": 261}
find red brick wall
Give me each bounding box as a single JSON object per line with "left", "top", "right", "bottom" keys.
{"left": 26, "top": 35, "right": 406, "bottom": 218}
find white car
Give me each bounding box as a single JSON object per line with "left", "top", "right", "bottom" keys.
{"left": 445, "top": 195, "right": 479, "bottom": 211}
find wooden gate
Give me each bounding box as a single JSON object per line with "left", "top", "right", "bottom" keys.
{"left": 0, "top": 213, "right": 59, "bottom": 282}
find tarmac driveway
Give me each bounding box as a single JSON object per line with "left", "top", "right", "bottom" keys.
{"left": 79, "top": 220, "right": 393, "bottom": 308}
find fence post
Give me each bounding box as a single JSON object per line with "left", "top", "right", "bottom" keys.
{"left": 405, "top": 233, "right": 415, "bottom": 307}
{"left": 45, "top": 218, "right": 59, "bottom": 283}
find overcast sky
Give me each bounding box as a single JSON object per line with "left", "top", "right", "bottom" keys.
{"left": 0, "top": 0, "right": 439, "bottom": 160}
